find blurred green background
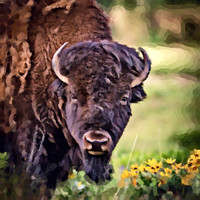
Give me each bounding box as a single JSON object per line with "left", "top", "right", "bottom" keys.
{"left": 96, "top": 0, "right": 200, "bottom": 176}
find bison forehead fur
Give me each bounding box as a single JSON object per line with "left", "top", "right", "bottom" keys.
{"left": 0, "top": 0, "right": 151, "bottom": 196}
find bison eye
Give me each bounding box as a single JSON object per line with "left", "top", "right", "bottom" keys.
{"left": 121, "top": 96, "right": 128, "bottom": 102}
{"left": 120, "top": 95, "right": 129, "bottom": 105}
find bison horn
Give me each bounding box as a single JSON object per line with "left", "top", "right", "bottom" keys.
{"left": 131, "top": 48, "right": 151, "bottom": 88}
{"left": 52, "top": 42, "right": 69, "bottom": 84}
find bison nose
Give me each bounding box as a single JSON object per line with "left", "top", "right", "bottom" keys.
{"left": 83, "top": 131, "right": 111, "bottom": 156}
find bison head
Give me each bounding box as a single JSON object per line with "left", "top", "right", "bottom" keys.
{"left": 51, "top": 40, "right": 151, "bottom": 183}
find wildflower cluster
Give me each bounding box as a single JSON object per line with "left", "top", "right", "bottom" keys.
{"left": 120, "top": 149, "right": 200, "bottom": 187}
{"left": 119, "top": 149, "right": 200, "bottom": 199}
{"left": 52, "top": 149, "right": 200, "bottom": 199}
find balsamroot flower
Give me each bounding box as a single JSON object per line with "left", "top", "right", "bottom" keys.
{"left": 130, "top": 170, "right": 139, "bottom": 187}
{"left": 119, "top": 148, "right": 200, "bottom": 190}
{"left": 164, "top": 158, "right": 176, "bottom": 165}
{"left": 146, "top": 158, "right": 158, "bottom": 166}
{"left": 146, "top": 159, "right": 162, "bottom": 173}
{"left": 160, "top": 168, "right": 172, "bottom": 177}
{"left": 193, "top": 149, "right": 200, "bottom": 159}
{"left": 139, "top": 164, "right": 147, "bottom": 172}
{"left": 159, "top": 167, "right": 172, "bottom": 186}
{"left": 181, "top": 173, "right": 196, "bottom": 186}
{"left": 188, "top": 155, "right": 197, "bottom": 166}
{"left": 121, "top": 169, "right": 131, "bottom": 179}
{"left": 130, "top": 169, "right": 139, "bottom": 177}
{"left": 131, "top": 163, "right": 139, "bottom": 172}
{"left": 172, "top": 163, "right": 184, "bottom": 173}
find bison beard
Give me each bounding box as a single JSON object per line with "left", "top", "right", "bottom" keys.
{"left": 83, "top": 153, "right": 112, "bottom": 183}
{"left": 0, "top": 0, "right": 151, "bottom": 198}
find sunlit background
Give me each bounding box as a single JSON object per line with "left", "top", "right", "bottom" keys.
{"left": 97, "top": 0, "right": 200, "bottom": 177}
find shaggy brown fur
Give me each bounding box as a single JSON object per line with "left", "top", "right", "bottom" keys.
{"left": 0, "top": 0, "right": 111, "bottom": 135}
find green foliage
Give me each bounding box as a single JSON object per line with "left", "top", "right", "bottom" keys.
{"left": 0, "top": 152, "right": 40, "bottom": 199}
{"left": 52, "top": 170, "right": 118, "bottom": 200}
{"left": 0, "top": 152, "right": 8, "bottom": 169}
{"left": 171, "top": 129, "right": 200, "bottom": 151}
{"left": 170, "top": 83, "right": 200, "bottom": 152}
{"left": 0, "top": 152, "right": 9, "bottom": 198}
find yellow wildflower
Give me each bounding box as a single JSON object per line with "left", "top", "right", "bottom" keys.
{"left": 181, "top": 173, "right": 196, "bottom": 186}
{"left": 146, "top": 159, "right": 162, "bottom": 172}
{"left": 193, "top": 149, "right": 200, "bottom": 158}
{"left": 130, "top": 169, "right": 139, "bottom": 177}
{"left": 164, "top": 158, "right": 176, "bottom": 165}
{"left": 192, "top": 149, "right": 200, "bottom": 166}
{"left": 164, "top": 168, "right": 172, "bottom": 174}
{"left": 172, "top": 163, "right": 184, "bottom": 173}
{"left": 159, "top": 168, "right": 172, "bottom": 186}
{"left": 186, "top": 164, "right": 199, "bottom": 174}
{"left": 146, "top": 158, "right": 158, "bottom": 166}
{"left": 160, "top": 168, "right": 172, "bottom": 178}
{"left": 181, "top": 175, "right": 191, "bottom": 186}
{"left": 196, "top": 158, "right": 200, "bottom": 166}
{"left": 155, "top": 161, "right": 162, "bottom": 172}
{"left": 146, "top": 166, "right": 157, "bottom": 174}
{"left": 131, "top": 163, "right": 139, "bottom": 171}
{"left": 187, "top": 155, "right": 197, "bottom": 166}
{"left": 121, "top": 169, "right": 131, "bottom": 179}
{"left": 139, "top": 164, "right": 147, "bottom": 172}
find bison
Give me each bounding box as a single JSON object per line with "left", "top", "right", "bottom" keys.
{"left": 0, "top": 0, "right": 151, "bottom": 197}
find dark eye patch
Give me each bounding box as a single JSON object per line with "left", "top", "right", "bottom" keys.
{"left": 121, "top": 96, "right": 128, "bottom": 102}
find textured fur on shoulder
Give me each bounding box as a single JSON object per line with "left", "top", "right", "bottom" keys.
{"left": 0, "top": 0, "right": 111, "bottom": 136}
{"left": 42, "top": 0, "right": 76, "bottom": 15}
{"left": 0, "top": 0, "right": 34, "bottom": 133}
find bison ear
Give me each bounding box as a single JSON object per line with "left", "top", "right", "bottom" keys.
{"left": 52, "top": 42, "right": 70, "bottom": 84}
{"left": 131, "top": 85, "right": 147, "bottom": 103}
